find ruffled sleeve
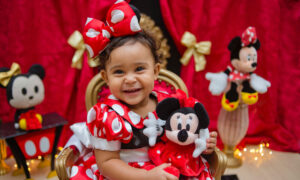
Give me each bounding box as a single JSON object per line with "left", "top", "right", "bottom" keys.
{"left": 86, "top": 103, "right": 133, "bottom": 150}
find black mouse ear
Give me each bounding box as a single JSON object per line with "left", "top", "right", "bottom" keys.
{"left": 129, "top": 4, "right": 141, "bottom": 22}
{"left": 228, "top": 36, "right": 242, "bottom": 52}
{"left": 28, "top": 64, "right": 45, "bottom": 79}
{"left": 194, "top": 102, "right": 209, "bottom": 128}
{"left": 156, "top": 98, "right": 180, "bottom": 120}
{"left": 253, "top": 39, "right": 260, "bottom": 50}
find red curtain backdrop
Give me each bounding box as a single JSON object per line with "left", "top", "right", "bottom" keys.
{"left": 0, "top": 0, "right": 299, "bottom": 153}
{"left": 160, "top": 0, "right": 300, "bottom": 152}
{"left": 0, "top": 0, "right": 117, "bottom": 146}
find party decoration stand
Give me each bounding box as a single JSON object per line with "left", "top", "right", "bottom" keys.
{"left": 218, "top": 102, "right": 249, "bottom": 167}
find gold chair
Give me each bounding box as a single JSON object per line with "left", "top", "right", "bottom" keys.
{"left": 55, "top": 68, "right": 227, "bottom": 180}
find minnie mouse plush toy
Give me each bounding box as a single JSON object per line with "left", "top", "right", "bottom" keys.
{"left": 0, "top": 63, "right": 45, "bottom": 130}
{"left": 206, "top": 27, "right": 271, "bottom": 111}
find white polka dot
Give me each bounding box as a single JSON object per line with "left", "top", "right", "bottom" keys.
{"left": 85, "top": 17, "right": 93, "bottom": 25}
{"left": 87, "top": 108, "right": 96, "bottom": 123}
{"left": 110, "top": 26, "right": 114, "bottom": 32}
{"left": 102, "top": 29, "right": 111, "bottom": 38}
{"left": 79, "top": 163, "right": 84, "bottom": 166}
{"left": 93, "top": 126, "right": 98, "bottom": 136}
{"left": 168, "top": 158, "right": 171, "bottom": 162}
{"left": 70, "top": 166, "right": 78, "bottom": 178}
{"left": 111, "top": 10, "right": 124, "bottom": 23}
{"left": 115, "top": 0, "right": 123, "bottom": 4}
{"left": 39, "top": 137, "right": 50, "bottom": 153}
{"left": 93, "top": 175, "right": 98, "bottom": 180}
{"left": 151, "top": 91, "right": 157, "bottom": 97}
{"left": 234, "top": 70, "right": 238, "bottom": 74}
{"left": 128, "top": 111, "right": 140, "bottom": 125}
{"left": 177, "top": 155, "right": 181, "bottom": 159}
{"left": 229, "top": 75, "right": 233, "bottom": 79}
{"left": 112, "top": 104, "right": 124, "bottom": 116}
{"left": 86, "top": 28, "right": 100, "bottom": 38}
{"left": 108, "top": 94, "right": 118, "bottom": 100}
{"left": 124, "top": 121, "right": 132, "bottom": 133}
{"left": 130, "top": 16, "right": 141, "bottom": 32}
{"left": 101, "top": 104, "right": 107, "bottom": 109}
{"left": 83, "top": 152, "right": 93, "bottom": 162}
{"left": 156, "top": 150, "right": 161, "bottom": 154}
{"left": 86, "top": 169, "right": 93, "bottom": 179}
{"left": 138, "top": 162, "right": 145, "bottom": 167}
{"left": 123, "top": 134, "right": 132, "bottom": 140}
{"left": 206, "top": 177, "right": 211, "bottom": 180}
{"left": 25, "top": 140, "right": 36, "bottom": 156}
{"left": 240, "top": 72, "right": 244, "bottom": 76}
{"left": 108, "top": 109, "right": 113, "bottom": 112}
{"left": 103, "top": 112, "right": 108, "bottom": 123}
{"left": 111, "top": 118, "right": 122, "bottom": 133}
{"left": 85, "top": 44, "right": 94, "bottom": 57}
{"left": 91, "top": 164, "right": 98, "bottom": 172}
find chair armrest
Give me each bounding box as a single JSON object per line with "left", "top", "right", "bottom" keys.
{"left": 205, "top": 148, "right": 228, "bottom": 180}
{"left": 55, "top": 147, "right": 79, "bottom": 180}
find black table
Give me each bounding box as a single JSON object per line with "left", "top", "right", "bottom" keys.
{"left": 0, "top": 112, "right": 67, "bottom": 179}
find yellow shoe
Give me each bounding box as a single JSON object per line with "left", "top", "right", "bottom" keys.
{"left": 221, "top": 94, "right": 239, "bottom": 111}
{"left": 19, "top": 118, "right": 27, "bottom": 130}
{"left": 241, "top": 92, "right": 258, "bottom": 105}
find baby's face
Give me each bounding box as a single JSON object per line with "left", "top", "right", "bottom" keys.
{"left": 101, "top": 41, "right": 160, "bottom": 109}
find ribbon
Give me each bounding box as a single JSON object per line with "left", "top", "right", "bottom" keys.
{"left": 68, "top": 30, "right": 100, "bottom": 69}
{"left": 241, "top": 26, "right": 257, "bottom": 47}
{"left": 180, "top": 32, "right": 211, "bottom": 72}
{"left": 0, "top": 62, "right": 21, "bottom": 87}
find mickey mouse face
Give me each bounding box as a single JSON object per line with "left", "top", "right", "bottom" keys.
{"left": 9, "top": 74, "right": 45, "bottom": 109}
{"left": 166, "top": 112, "right": 199, "bottom": 146}
{"left": 232, "top": 46, "right": 258, "bottom": 73}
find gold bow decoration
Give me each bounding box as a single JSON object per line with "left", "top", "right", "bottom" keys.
{"left": 68, "top": 30, "right": 100, "bottom": 69}
{"left": 0, "top": 62, "right": 21, "bottom": 87}
{"left": 180, "top": 31, "right": 211, "bottom": 72}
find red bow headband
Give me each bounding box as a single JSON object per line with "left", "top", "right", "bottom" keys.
{"left": 172, "top": 89, "right": 197, "bottom": 108}
{"left": 241, "top": 26, "right": 257, "bottom": 47}
{"left": 83, "top": 0, "right": 142, "bottom": 58}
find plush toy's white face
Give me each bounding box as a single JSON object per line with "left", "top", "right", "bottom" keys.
{"left": 9, "top": 74, "right": 45, "bottom": 109}
{"left": 232, "top": 46, "right": 257, "bottom": 73}
{"left": 166, "top": 112, "right": 199, "bottom": 146}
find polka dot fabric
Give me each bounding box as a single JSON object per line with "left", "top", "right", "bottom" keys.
{"left": 227, "top": 65, "right": 250, "bottom": 81}
{"left": 241, "top": 26, "right": 257, "bottom": 47}
{"left": 86, "top": 90, "right": 169, "bottom": 144}
{"left": 82, "top": 0, "right": 141, "bottom": 58}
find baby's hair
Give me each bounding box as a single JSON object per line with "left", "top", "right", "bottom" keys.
{"left": 98, "top": 31, "right": 160, "bottom": 70}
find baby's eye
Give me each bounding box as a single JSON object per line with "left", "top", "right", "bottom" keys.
{"left": 135, "top": 66, "right": 145, "bottom": 72}
{"left": 113, "top": 69, "right": 124, "bottom": 74}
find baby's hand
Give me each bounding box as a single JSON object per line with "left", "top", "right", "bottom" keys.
{"left": 203, "top": 131, "right": 218, "bottom": 154}
{"left": 146, "top": 163, "right": 178, "bottom": 180}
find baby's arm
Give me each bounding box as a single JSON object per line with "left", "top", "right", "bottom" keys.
{"left": 203, "top": 131, "right": 218, "bottom": 154}
{"left": 94, "top": 149, "right": 178, "bottom": 180}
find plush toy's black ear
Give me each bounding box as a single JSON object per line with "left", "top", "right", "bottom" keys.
{"left": 228, "top": 36, "right": 242, "bottom": 60}
{"left": 228, "top": 36, "right": 242, "bottom": 52}
{"left": 28, "top": 64, "right": 45, "bottom": 79}
{"left": 0, "top": 67, "right": 10, "bottom": 88}
{"left": 156, "top": 98, "right": 180, "bottom": 120}
{"left": 194, "top": 102, "right": 209, "bottom": 129}
{"left": 253, "top": 39, "right": 260, "bottom": 50}
{"left": 129, "top": 4, "right": 141, "bottom": 22}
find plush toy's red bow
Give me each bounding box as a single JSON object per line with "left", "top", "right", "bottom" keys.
{"left": 172, "top": 89, "right": 197, "bottom": 108}
{"left": 241, "top": 26, "right": 257, "bottom": 47}
{"left": 83, "top": 0, "right": 141, "bottom": 58}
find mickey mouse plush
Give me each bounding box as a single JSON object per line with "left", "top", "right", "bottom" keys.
{"left": 206, "top": 26, "right": 271, "bottom": 111}
{"left": 146, "top": 91, "right": 212, "bottom": 179}
{"left": 0, "top": 62, "right": 45, "bottom": 130}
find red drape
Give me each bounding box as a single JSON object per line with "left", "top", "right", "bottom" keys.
{"left": 160, "top": 0, "right": 300, "bottom": 152}
{"left": 0, "top": 0, "right": 117, "bottom": 146}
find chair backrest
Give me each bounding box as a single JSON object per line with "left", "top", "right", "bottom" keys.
{"left": 85, "top": 68, "right": 188, "bottom": 111}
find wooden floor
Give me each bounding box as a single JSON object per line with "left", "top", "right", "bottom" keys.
{"left": 0, "top": 146, "right": 299, "bottom": 180}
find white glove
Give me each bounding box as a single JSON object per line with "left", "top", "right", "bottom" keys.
{"left": 193, "top": 128, "right": 210, "bottom": 158}
{"left": 205, "top": 72, "right": 228, "bottom": 95}
{"left": 250, "top": 73, "right": 271, "bottom": 93}
{"left": 143, "top": 112, "right": 165, "bottom": 146}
